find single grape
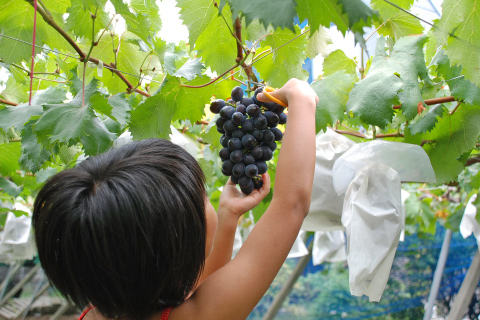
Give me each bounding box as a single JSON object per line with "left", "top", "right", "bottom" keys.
{"left": 236, "top": 104, "right": 247, "bottom": 114}
{"left": 270, "top": 127, "right": 283, "bottom": 141}
{"left": 220, "top": 134, "right": 231, "bottom": 148}
{"left": 253, "top": 115, "right": 268, "bottom": 129}
{"left": 278, "top": 112, "right": 287, "bottom": 124}
{"left": 242, "top": 134, "right": 256, "bottom": 149}
{"left": 231, "top": 86, "right": 244, "bottom": 102}
{"left": 261, "top": 141, "right": 277, "bottom": 151}
{"left": 245, "top": 164, "right": 259, "bottom": 178}
{"left": 222, "top": 160, "right": 233, "bottom": 176}
{"left": 216, "top": 117, "right": 226, "bottom": 133}
{"left": 228, "top": 137, "right": 242, "bottom": 150}
{"left": 227, "top": 99, "right": 235, "bottom": 105}
{"left": 231, "top": 175, "right": 239, "bottom": 184}
{"left": 210, "top": 99, "right": 226, "bottom": 114}
{"left": 240, "top": 97, "right": 254, "bottom": 107}
{"left": 274, "top": 105, "right": 286, "bottom": 114}
{"left": 230, "top": 150, "right": 244, "bottom": 163}
{"left": 242, "top": 119, "right": 255, "bottom": 132}
{"left": 252, "top": 129, "right": 263, "bottom": 140}
{"left": 256, "top": 161, "right": 268, "bottom": 175}
{"left": 251, "top": 146, "right": 263, "bottom": 159}
{"left": 260, "top": 146, "right": 273, "bottom": 161}
{"left": 232, "top": 129, "right": 245, "bottom": 139}
{"left": 263, "top": 101, "right": 278, "bottom": 112}
{"left": 246, "top": 104, "right": 261, "bottom": 117}
{"left": 220, "top": 106, "right": 235, "bottom": 120}
{"left": 243, "top": 154, "right": 255, "bottom": 165}
{"left": 223, "top": 120, "right": 238, "bottom": 133}
{"left": 241, "top": 182, "right": 254, "bottom": 195}
{"left": 251, "top": 88, "right": 263, "bottom": 106}
{"left": 264, "top": 111, "right": 280, "bottom": 127}
{"left": 231, "top": 112, "right": 246, "bottom": 125}
{"left": 262, "top": 129, "right": 275, "bottom": 143}
{"left": 239, "top": 175, "right": 252, "bottom": 188}
{"left": 219, "top": 148, "right": 231, "bottom": 161}
{"left": 253, "top": 175, "right": 264, "bottom": 189}
{"left": 232, "top": 162, "right": 246, "bottom": 177}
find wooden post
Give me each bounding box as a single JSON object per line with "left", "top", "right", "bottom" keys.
{"left": 446, "top": 250, "right": 480, "bottom": 320}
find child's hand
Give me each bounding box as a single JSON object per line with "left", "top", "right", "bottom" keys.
{"left": 257, "top": 79, "right": 319, "bottom": 107}
{"left": 218, "top": 173, "right": 271, "bottom": 218}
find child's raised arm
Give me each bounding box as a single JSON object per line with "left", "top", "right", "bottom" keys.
{"left": 178, "top": 79, "right": 318, "bottom": 320}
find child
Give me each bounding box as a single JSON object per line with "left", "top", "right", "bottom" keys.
{"left": 32, "top": 79, "right": 319, "bottom": 320}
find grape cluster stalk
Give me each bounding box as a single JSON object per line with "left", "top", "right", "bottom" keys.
{"left": 210, "top": 86, "right": 287, "bottom": 194}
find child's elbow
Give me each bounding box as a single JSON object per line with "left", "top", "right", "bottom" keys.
{"left": 281, "top": 190, "right": 312, "bottom": 218}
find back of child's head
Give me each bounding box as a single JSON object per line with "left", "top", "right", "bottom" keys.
{"left": 33, "top": 138, "right": 206, "bottom": 320}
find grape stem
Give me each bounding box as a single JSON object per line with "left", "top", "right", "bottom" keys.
{"left": 393, "top": 96, "right": 456, "bottom": 109}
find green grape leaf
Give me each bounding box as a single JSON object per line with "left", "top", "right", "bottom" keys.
{"left": 405, "top": 195, "right": 436, "bottom": 234}
{"left": 371, "top": 0, "right": 424, "bottom": 39}
{"left": 347, "top": 35, "right": 428, "bottom": 126}
{"left": 0, "top": 143, "right": 21, "bottom": 177}
{"left": 131, "top": 0, "right": 162, "bottom": 31}
{"left": 66, "top": 0, "right": 111, "bottom": 41}
{"left": 90, "top": 93, "right": 131, "bottom": 127}
{"left": 226, "top": 0, "right": 296, "bottom": 31}
{"left": 0, "top": 78, "right": 29, "bottom": 105}
{"left": 311, "top": 71, "right": 356, "bottom": 133}
{"left": 110, "top": 0, "right": 152, "bottom": 44}
{"left": 423, "top": 104, "right": 480, "bottom": 184}
{"left": 323, "top": 49, "right": 358, "bottom": 77}
{"left": 433, "top": 0, "right": 480, "bottom": 86}
{"left": 195, "top": 4, "right": 237, "bottom": 75}
{"left": 129, "top": 89, "right": 174, "bottom": 140}
{"left": 176, "top": 0, "right": 218, "bottom": 46}
{"left": 337, "top": 0, "right": 377, "bottom": 29}
{"left": 0, "top": 87, "right": 67, "bottom": 131}
{"left": 108, "top": 94, "right": 132, "bottom": 127}
{"left": 174, "top": 58, "right": 205, "bottom": 81}
{"left": 0, "top": 177, "right": 22, "bottom": 198}
{"left": 19, "top": 120, "right": 51, "bottom": 173}
{"left": 200, "top": 117, "right": 222, "bottom": 149}
{"left": 306, "top": 27, "right": 331, "bottom": 59}
{"left": 34, "top": 80, "right": 117, "bottom": 155}
{"left": 90, "top": 34, "right": 148, "bottom": 94}
{"left": 254, "top": 26, "right": 309, "bottom": 87}
{"left": 296, "top": 0, "right": 348, "bottom": 35}
{"left": 171, "top": 76, "right": 213, "bottom": 122}
{"left": 407, "top": 104, "right": 446, "bottom": 136}
{"left": 433, "top": 49, "right": 480, "bottom": 106}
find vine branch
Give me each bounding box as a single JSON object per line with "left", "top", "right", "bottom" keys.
{"left": 26, "top": 0, "right": 150, "bottom": 97}
{"left": 0, "top": 98, "right": 18, "bottom": 106}
{"left": 393, "top": 96, "right": 456, "bottom": 109}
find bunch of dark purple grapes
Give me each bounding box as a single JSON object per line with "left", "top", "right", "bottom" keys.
{"left": 210, "top": 86, "right": 287, "bottom": 194}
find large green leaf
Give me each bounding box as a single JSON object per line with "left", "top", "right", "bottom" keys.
{"left": 433, "top": 0, "right": 480, "bottom": 86}
{"left": 433, "top": 49, "right": 480, "bottom": 106}
{"left": 110, "top": 0, "right": 153, "bottom": 44}
{"left": 0, "top": 87, "right": 67, "bottom": 131}
{"left": 296, "top": 0, "right": 348, "bottom": 35}
{"left": 177, "top": 0, "right": 218, "bottom": 46}
{"left": 66, "top": 0, "right": 111, "bottom": 41}
{"left": 226, "top": 0, "right": 296, "bottom": 31}
{"left": 371, "top": 0, "right": 424, "bottom": 39}
{"left": 34, "top": 81, "right": 117, "bottom": 155}
{"left": 311, "top": 71, "right": 356, "bottom": 133}
{"left": 0, "top": 143, "right": 21, "bottom": 177}
{"left": 323, "top": 49, "right": 358, "bottom": 77}
{"left": 0, "top": 0, "right": 71, "bottom": 64}
{"left": 254, "top": 26, "right": 309, "bottom": 87}
{"left": 19, "top": 120, "right": 51, "bottom": 173}
{"left": 346, "top": 35, "right": 428, "bottom": 126}
{"left": 0, "top": 177, "right": 22, "bottom": 198}
{"left": 194, "top": 4, "right": 237, "bottom": 74}
{"left": 423, "top": 104, "right": 480, "bottom": 184}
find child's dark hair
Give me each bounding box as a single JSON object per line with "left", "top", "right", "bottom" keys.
{"left": 32, "top": 138, "right": 206, "bottom": 319}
